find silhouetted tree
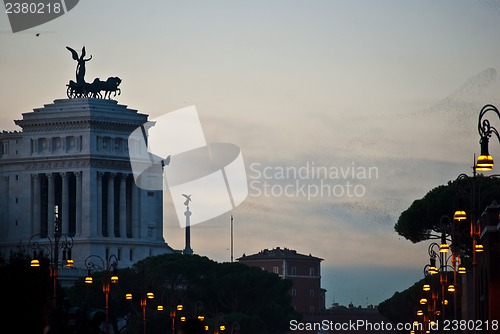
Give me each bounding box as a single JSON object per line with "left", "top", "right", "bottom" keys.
{"left": 0, "top": 251, "right": 54, "bottom": 333}
{"left": 395, "top": 175, "right": 500, "bottom": 249}
{"left": 68, "top": 254, "right": 299, "bottom": 334}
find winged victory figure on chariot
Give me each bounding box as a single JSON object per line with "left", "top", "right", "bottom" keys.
{"left": 66, "top": 46, "right": 122, "bottom": 99}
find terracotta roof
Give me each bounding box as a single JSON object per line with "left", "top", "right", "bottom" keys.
{"left": 237, "top": 247, "right": 323, "bottom": 261}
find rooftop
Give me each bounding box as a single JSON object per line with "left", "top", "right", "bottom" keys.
{"left": 237, "top": 247, "right": 323, "bottom": 261}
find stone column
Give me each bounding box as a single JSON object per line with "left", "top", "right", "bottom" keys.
{"left": 157, "top": 190, "right": 163, "bottom": 240}
{"left": 183, "top": 207, "right": 193, "bottom": 255}
{"left": 97, "top": 172, "right": 104, "bottom": 237}
{"left": 119, "top": 174, "right": 127, "bottom": 238}
{"left": 107, "top": 173, "right": 115, "bottom": 238}
{"left": 32, "top": 174, "right": 41, "bottom": 236}
{"left": 75, "top": 171, "right": 82, "bottom": 236}
{"left": 46, "top": 173, "right": 55, "bottom": 238}
{"left": 61, "top": 172, "right": 69, "bottom": 235}
{"left": 131, "top": 181, "right": 139, "bottom": 238}
{"left": 2, "top": 176, "right": 9, "bottom": 238}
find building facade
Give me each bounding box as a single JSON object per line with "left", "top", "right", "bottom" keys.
{"left": 237, "top": 247, "right": 326, "bottom": 314}
{"left": 0, "top": 98, "right": 176, "bottom": 270}
{"left": 476, "top": 201, "right": 500, "bottom": 334}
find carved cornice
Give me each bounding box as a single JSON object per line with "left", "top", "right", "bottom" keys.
{"left": 17, "top": 119, "right": 144, "bottom": 134}
{"left": 22, "top": 158, "right": 132, "bottom": 171}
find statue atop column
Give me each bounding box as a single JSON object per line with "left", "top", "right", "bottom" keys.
{"left": 183, "top": 194, "right": 193, "bottom": 255}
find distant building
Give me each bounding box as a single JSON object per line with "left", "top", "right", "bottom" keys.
{"left": 298, "top": 306, "right": 393, "bottom": 334}
{"left": 0, "top": 98, "right": 177, "bottom": 270}
{"left": 237, "top": 247, "right": 326, "bottom": 313}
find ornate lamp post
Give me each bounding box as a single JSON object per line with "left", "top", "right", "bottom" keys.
{"left": 155, "top": 287, "right": 185, "bottom": 333}
{"left": 194, "top": 301, "right": 205, "bottom": 323}
{"left": 155, "top": 276, "right": 192, "bottom": 333}
{"left": 84, "top": 253, "right": 119, "bottom": 334}
{"left": 126, "top": 287, "right": 154, "bottom": 334}
{"left": 29, "top": 205, "right": 74, "bottom": 311}
{"left": 214, "top": 312, "right": 225, "bottom": 334}
{"left": 426, "top": 239, "right": 456, "bottom": 320}
{"left": 170, "top": 303, "right": 184, "bottom": 334}
{"left": 476, "top": 104, "right": 500, "bottom": 172}
{"left": 156, "top": 301, "right": 175, "bottom": 333}
{"left": 421, "top": 215, "right": 466, "bottom": 323}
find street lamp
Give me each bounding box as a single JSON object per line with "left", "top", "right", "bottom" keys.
{"left": 156, "top": 298, "right": 184, "bottom": 333}
{"left": 126, "top": 287, "right": 155, "bottom": 334}
{"left": 84, "top": 253, "right": 119, "bottom": 334}
{"left": 29, "top": 205, "right": 74, "bottom": 311}
{"left": 169, "top": 303, "right": 184, "bottom": 334}
{"left": 214, "top": 312, "right": 224, "bottom": 334}
{"left": 194, "top": 301, "right": 204, "bottom": 316}
{"left": 476, "top": 104, "right": 500, "bottom": 171}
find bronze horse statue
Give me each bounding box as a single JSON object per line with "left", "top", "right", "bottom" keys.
{"left": 65, "top": 46, "right": 122, "bottom": 99}
{"left": 66, "top": 76, "right": 122, "bottom": 99}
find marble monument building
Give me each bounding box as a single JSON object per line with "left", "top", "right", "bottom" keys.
{"left": 0, "top": 97, "right": 176, "bottom": 269}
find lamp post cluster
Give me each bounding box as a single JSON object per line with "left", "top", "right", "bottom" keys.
{"left": 153, "top": 298, "right": 241, "bottom": 334}
{"left": 413, "top": 215, "right": 467, "bottom": 334}
{"left": 410, "top": 103, "right": 500, "bottom": 333}
{"left": 29, "top": 205, "right": 74, "bottom": 311}
{"left": 84, "top": 253, "right": 119, "bottom": 334}
{"left": 156, "top": 299, "right": 208, "bottom": 333}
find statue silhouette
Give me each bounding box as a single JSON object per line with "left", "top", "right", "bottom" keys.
{"left": 66, "top": 46, "right": 92, "bottom": 84}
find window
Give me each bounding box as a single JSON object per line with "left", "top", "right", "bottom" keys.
{"left": 291, "top": 267, "right": 297, "bottom": 275}
{"left": 310, "top": 289, "right": 315, "bottom": 297}
{"left": 273, "top": 267, "right": 279, "bottom": 274}
{"left": 117, "top": 248, "right": 121, "bottom": 261}
{"left": 129, "top": 249, "right": 133, "bottom": 261}
{"left": 2, "top": 141, "right": 9, "bottom": 155}
{"left": 309, "top": 267, "right": 315, "bottom": 276}
{"left": 15, "top": 175, "right": 18, "bottom": 181}
{"left": 291, "top": 289, "right": 296, "bottom": 296}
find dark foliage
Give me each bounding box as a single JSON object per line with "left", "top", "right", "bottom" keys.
{"left": 395, "top": 175, "right": 500, "bottom": 247}
{"left": 67, "top": 253, "right": 299, "bottom": 334}
{"left": 0, "top": 251, "right": 59, "bottom": 333}
{"left": 378, "top": 279, "right": 424, "bottom": 324}
{"left": 378, "top": 272, "right": 459, "bottom": 325}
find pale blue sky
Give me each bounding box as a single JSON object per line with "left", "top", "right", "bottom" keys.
{"left": 2, "top": 0, "right": 500, "bottom": 307}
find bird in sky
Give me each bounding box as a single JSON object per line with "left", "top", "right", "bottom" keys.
{"left": 182, "top": 194, "right": 191, "bottom": 207}
{"left": 36, "top": 33, "right": 40, "bottom": 37}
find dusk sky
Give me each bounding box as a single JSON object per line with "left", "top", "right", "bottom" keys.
{"left": 2, "top": 0, "right": 500, "bottom": 307}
